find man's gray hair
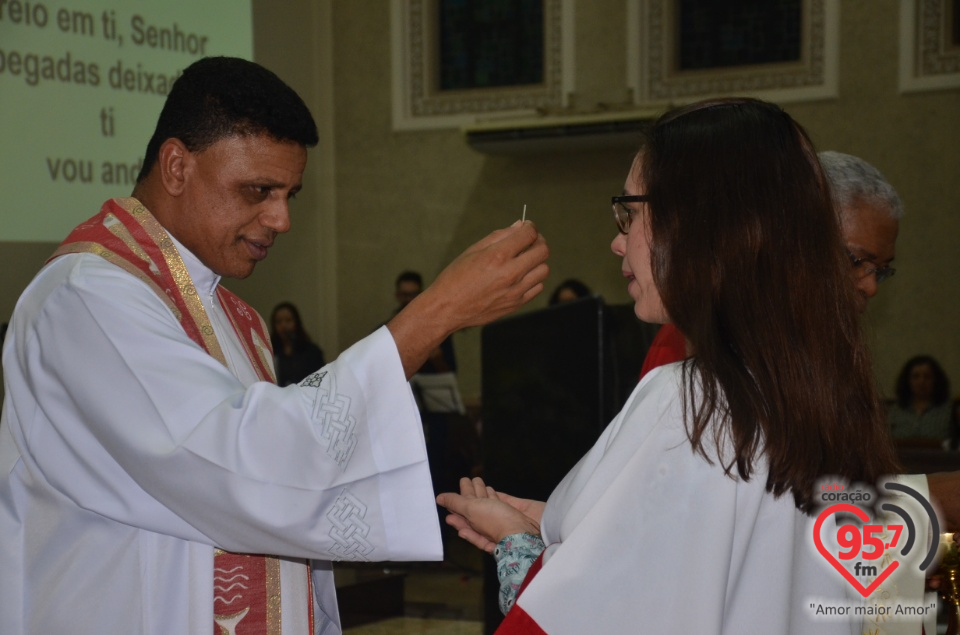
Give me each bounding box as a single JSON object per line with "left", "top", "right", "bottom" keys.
{"left": 818, "top": 151, "right": 904, "bottom": 219}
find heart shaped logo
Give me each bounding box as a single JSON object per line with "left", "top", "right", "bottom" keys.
{"left": 813, "top": 503, "right": 899, "bottom": 598}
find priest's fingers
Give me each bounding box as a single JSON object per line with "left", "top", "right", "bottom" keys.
{"left": 387, "top": 224, "right": 548, "bottom": 378}
{"left": 515, "top": 259, "right": 549, "bottom": 305}
{"left": 422, "top": 223, "right": 550, "bottom": 332}
{"left": 458, "top": 220, "right": 540, "bottom": 258}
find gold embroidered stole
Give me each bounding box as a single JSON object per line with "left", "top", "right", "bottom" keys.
{"left": 52, "top": 197, "right": 311, "bottom": 635}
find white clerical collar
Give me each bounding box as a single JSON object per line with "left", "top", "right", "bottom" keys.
{"left": 166, "top": 232, "right": 222, "bottom": 298}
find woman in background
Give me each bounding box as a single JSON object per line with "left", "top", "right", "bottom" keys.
{"left": 439, "top": 98, "right": 901, "bottom": 634}
{"left": 888, "top": 354, "right": 953, "bottom": 444}
{"left": 270, "top": 301, "right": 325, "bottom": 386}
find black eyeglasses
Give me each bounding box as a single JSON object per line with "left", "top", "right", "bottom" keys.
{"left": 847, "top": 251, "right": 896, "bottom": 284}
{"left": 611, "top": 195, "right": 650, "bottom": 234}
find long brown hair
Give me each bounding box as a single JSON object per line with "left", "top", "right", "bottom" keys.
{"left": 642, "top": 98, "right": 898, "bottom": 511}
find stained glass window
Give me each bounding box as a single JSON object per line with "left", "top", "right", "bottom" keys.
{"left": 677, "top": 0, "right": 802, "bottom": 71}
{"left": 438, "top": 0, "right": 545, "bottom": 90}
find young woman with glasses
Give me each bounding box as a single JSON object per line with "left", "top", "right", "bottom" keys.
{"left": 438, "top": 98, "right": 903, "bottom": 634}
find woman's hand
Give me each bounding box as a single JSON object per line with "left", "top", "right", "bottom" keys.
{"left": 437, "top": 477, "right": 543, "bottom": 553}
{"left": 494, "top": 490, "right": 546, "bottom": 526}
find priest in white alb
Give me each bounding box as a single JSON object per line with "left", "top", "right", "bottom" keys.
{"left": 0, "top": 56, "right": 549, "bottom": 635}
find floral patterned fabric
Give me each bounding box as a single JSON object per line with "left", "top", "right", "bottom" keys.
{"left": 493, "top": 532, "right": 545, "bottom": 615}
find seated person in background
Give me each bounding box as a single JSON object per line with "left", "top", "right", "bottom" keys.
{"left": 820, "top": 149, "right": 901, "bottom": 312}
{"left": 640, "top": 149, "right": 903, "bottom": 379}
{"left": 270, "top": 301, "right": 326, "bottom": 386}
{"left": 547, "top": 278, "right": 591, "bottom": 306}
{"left": 888, "top": 354, "right": 953, "bottom": 444}
{"left": 439, "top": 98, "right": 903, "bottom": 634}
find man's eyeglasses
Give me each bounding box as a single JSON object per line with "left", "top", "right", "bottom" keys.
{"left": 612, "top": 195, "right": 650, "bottom": 234}
{"left": 847, "top": 251, "right": 896, "bottom": 284}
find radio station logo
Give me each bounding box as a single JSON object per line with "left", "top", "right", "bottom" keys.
{"left": 813, "top": 480, "right": 940, "bottom": 599}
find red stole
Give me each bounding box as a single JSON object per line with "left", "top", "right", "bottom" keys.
{"left": 51, "top": 198, "right": 276, "bottom": 384}
{"left": 51, "top": 197, "right": 310, "bottom": 635}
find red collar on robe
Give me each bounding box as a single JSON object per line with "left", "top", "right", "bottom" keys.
{"left": 50, "top": 197, "right": 276, "bottom": 383}
{"left": 49, "top": 197, "right": 315, "bottom": 634}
